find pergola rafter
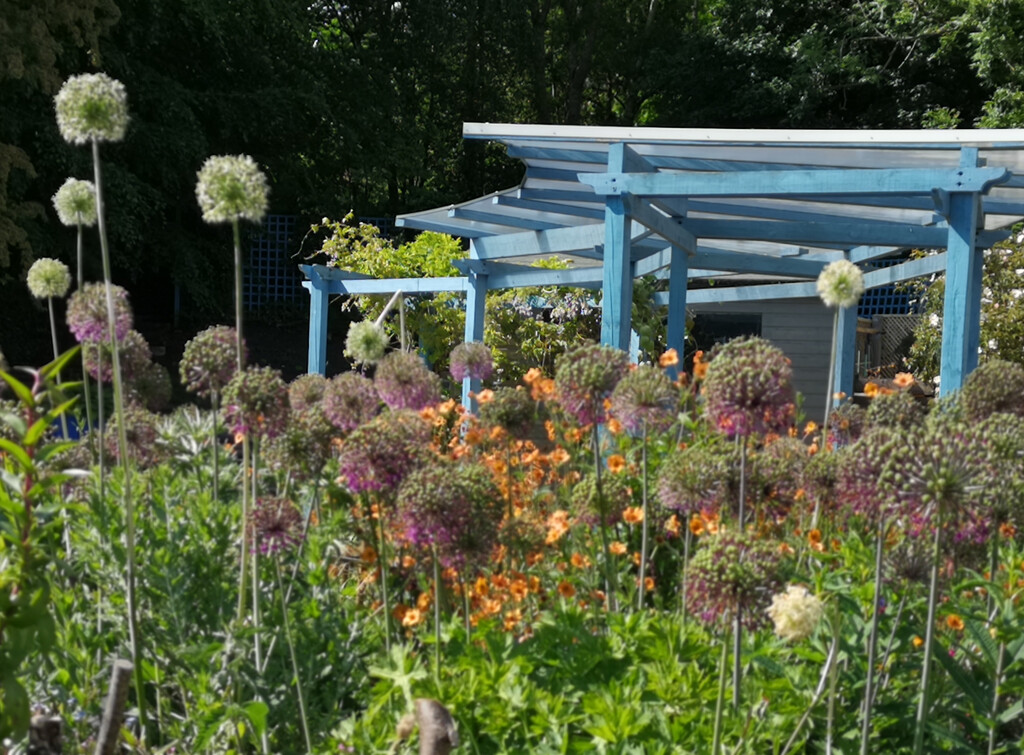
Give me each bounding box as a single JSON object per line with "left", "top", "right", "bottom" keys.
{"left": 303, "top": 124, "right": 1024, "bottom": 408}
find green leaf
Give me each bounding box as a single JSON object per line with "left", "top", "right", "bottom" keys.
{"left": 0, "top": 370, "right": 33, "bottom": 407}
{"left": 0, "top": 439, "right": 33, "bottom": 473}
{"left": 244, "top": 701, "right": 269, "bottom": 738}
{"left": 38, "top": 346, "right": 81, "bottom": 383}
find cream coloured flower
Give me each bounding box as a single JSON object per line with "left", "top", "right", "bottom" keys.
{"left": 195, "top": 155, "right": 269, "bottom": 224}
{"left": 345, "top": 320, "right": 389, "bottom": 366}
{"left": 27, "top": 258, "right": 72, "bottom": 299}
{"left": 816, "top": 259, "right": 865, "bottom": 309}
{"left": 52, "top": 178, "right": 97, "bottom": 227}
{"left": 767, "top": 584, "right": 824, "bottom": 642}
{"left": 54, "top": 73, "right": 129, "bottom": 145}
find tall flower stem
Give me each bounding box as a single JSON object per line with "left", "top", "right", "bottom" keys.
{"left": 95, "top": 346, "right": 106, "bottom": 500}
{"left": 75, "top": 223, "right": 95, "bottom": 449}
{"left": 232, "top": 216, "right": 251, "bottom": 627}
{"left": 275, "top": 558, "right": 313, "bottom": 755}
{"left": 678, "top": 524, "right": 691, "bottom": 620}
{"left": 913, "top": 508, "right": 945, "bottom": 755}
{"left": 822, "top": 309, "right": 839, "bottom": 452}
{"left": 825, "top": 603, "right": 842, "bottom": 754}
{"left": 592, "top": 426, "right": 619, "bottom": 611}
{"left": 711, "top": 635, "right": 730, "bottom": 755}
{"left": 376, "top": 501, "right": 393, "bottom": 653}
{"left": 251, "top": 541, "right": 269, "bottom": 755}
{"left": 92, "top": 137, "right": 146, "bottom": 735}
{"left": 860, "top": 517, "right": 887, "bottom": 755}
{"left": 637, "top": 421, "right": 650, "bottom": 610}
{"left": 433, "top": 547, "right": 442, "bottom": 673}
{"left": 46, "top": 297, "right": 70, "bottom": 439}
{"left": 732, "top": 439, "right": 748, "bottom": 708}
{"left": 210, "top": 392, "right": 220, "bottom": 504}
{"left": 988, "top": 641, "right": 1006, "bottom": 755}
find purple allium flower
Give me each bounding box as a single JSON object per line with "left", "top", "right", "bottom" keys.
{"left": 449, "top": 341, "right": 494, "bottom": 382}
{"left": 657, "top": 438, "right": 739, "bottom": 518}
{"left": 66, "top": 282, "right": 133, "bottom": 344}
{"left": 751, "top": 437, "right": 811, "bottom": 518}
{"left": 180, "top": 325, "right": 241, "bottom": 399}
{"left": 801, "top": 448, "right": 841, "bottom": 521}
{"left": 610, "top": 364, "right": 679, "bottom": 435}
{"left": 685, "top": 529, "right": 785, "bottom": 631}
{"left": 103, "top": 403, "right": 163, "bottom": 469}
{"left": 337, "top": 410, "right": 432, "bottom": 495}
{"left": 960, "top": 359, "right": 1024, "bottom": 422}
{"left": 570, "top": 471, "right": 633, "bottom": 528}
{"left": 373, "top": 351, "right": 442, "bottom": 411}
{"left": 221, "top": 366, "right": 290, "bottom": 439}
{"left": 702, "top": 337, "right": 795, "bottom": 438}
{"left": 865, "top": 391, "right": 924, "bottom": 431}
{"left": 248, "top": 497, "right": 303, "bottom": 555}
{"left": 827, "top": 401, "right": 866, "bottom": 447}
{"left": 477, "top": 387, "right": 535, "bottom": 438}
{"left": 322, "top": 372, "right": 380, "bottom": 433}
{"left": 835, "top": 427, "right": 908, "bottom": 525}
{"left": 128, "top": 360, "right": 172, "bottom": 412}
{"left": 288, "top": 373, "right": 327, "bottom": 412}
{"left": 397, "top": 460, "right": 502, "bottom": 569}
{"left": 554, "top": 343, "right": 630, "bottom": 426}
{"left": 82, "top": 329, "right": 151, "bottom": 383}
{"left": 264, "top": 406, "right": 335, "bottom": 482}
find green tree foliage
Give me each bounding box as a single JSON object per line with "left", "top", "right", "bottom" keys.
{"left": 907, "top": 240, "right": 1024, "bottom": 384}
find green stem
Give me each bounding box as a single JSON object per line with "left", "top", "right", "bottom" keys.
{"left": 593, "top": 425, "right": 619, "bottom": 612}
{"left": 377, "top": 501, "right": 392, "bottom": 653}
{"left": 822, "top": 309, "right": 839, "bottom": 449}
{"left": 433, "top": 547, "right": 442, "bottom": 674}
{"left": 825, "top": 603, "right": 842, "bottom": 755}
{"left": 232, "top": 219, "right": 245, "bottom": 372}
{"left": 638, "top": 421, "right": 649, "bottom": 611}
{"left": 211, "top": 392, "right": 220, "bottom": 504}
{"left": 46, "top": 298, "right": 69, "bottom": 439}
{"left": 988, "top": 641, "right": 1006, "bottom": 755}
{"left": 913, "top": 509, "right": 944, "bottom": 755}
{"left": 76, "top": 224, "right": 96, "bottom": 457}
{"left": 860, "top": 518, "right": 887, "bottom": 755}
{"left": 275, "top": 558, "right": 313, "bottom": 755}
{"left": 252, "top": 541, "right": 269, "bottom": 755}
{"left": 712, "top": 636, "right": 729, "bottom": 755}
{"left": 237, "top": 433, "right": 251, "bottom": 623}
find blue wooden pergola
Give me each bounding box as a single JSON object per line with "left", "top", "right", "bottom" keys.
{"left": 303, "top": 124, "right": 1024, "bottom": 406}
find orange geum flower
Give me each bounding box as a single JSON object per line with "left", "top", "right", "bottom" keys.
{"left": 509, "top": 579, "right": 529, "bottom": 602}
{"left": 402, "top": 608, "right": 423, "bottom": 627}
{"left": 912, "top": 635, "right": 924, "bottom": 648}
{"left": 609, "top": 541, "right": 628, "bottom": 556}
{"left": 557, "top": 580, "right": 577, "bottom": 599}
{"left": 606, "top": 417, "right": 624, "bottom": 435}
{"left": 550, "top": 447, "right": 570, "bottom": 465}
{"left": 526, "top": 551, "right": 544, "bottom": 567}
{"left": 523, "top": 367, "right": 543, "bottom": 385}
{"left": 360, "top": 545, "right": 378, "bottom": 564}
{"left": 893, "top": 372, "right": 915, "bottom": 389}
{"left": 528, "top": 575, "right": 542, "bottom": 593}
{"left": 491, "top": 574, "right": 510, "bottom": 590}
{"left": 622, "top": 506, "right": 644, "bottom": 524}
{"left": 665, "top": 514, "right": 680, "bottom": 535}
{"left": 690, "top": 515, "right": 705, "bottom": 536}
{"left": 946, "top": 614, "right": 965, "bottom": 631}
{"left": 417, "top": 591, "right": 433, "bottom": 611}
{"left": 474, "top": 577, "right": 489, "bottom": 597}
{"left": 392, "top": 603, "right": 409, "bottom": 622}
{"left": 607, "top": 454, "right": 627, "bottom": 473}
{"left": 1000, "top": 522, "right": 1017, "bottom": 539}
{"left": 659, "top": 348, "right": 679, "bottom": 367}
{"left": 503, "top": 609, "right": 523, "bottom": 631}
{"left": 570, "top": 552, "right": 592, "bottom": 568}
{"left": 402, "top": 555, "right": 417, "bottom": 569}
{"left": 476, "top": 388, "right": 494, "bottom": 403}
{"left": 803, "top": 421, "right": 818, "bottom": 437}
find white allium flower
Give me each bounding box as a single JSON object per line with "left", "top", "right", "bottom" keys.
{"left": 27, "top": 258, "right": 72, "bottom": 299}
{"left": 766, "top": 584, "right": 823, "bottom": 642}
{"left": 344, "top": 320, "right": 389, "bottom": 365}
{"left": 816, "top": 259, "right": 865, "bottom": 309}
{"left": 54, "top": 73, "right": 129, "bottom": 145}
{"left": 195, "top": 155, "right": 269, "bottom": 224}
{"left": 52, "top": 178, "right": 97, "bottom": 227}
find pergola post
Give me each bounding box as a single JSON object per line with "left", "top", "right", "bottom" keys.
{"left": 833, "top": 304, "right": 858, "bottom": 404}
{"left": 939, "top": 148, "right": 982, "bottom": 395}
{"left": 600, "top": 143, "right": 636, "bottom": 351}
{"left": 305, "top": 268, "right": 329, "bottom": 375}
{"left": 666, "top": 245, "right": 688, "bottom": 378}
{"left": 462, "top": 259, "right": 488, "bottom": 409}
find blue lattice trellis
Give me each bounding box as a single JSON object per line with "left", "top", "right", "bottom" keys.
{"left": 858, "top": 258, "right": 914, "bottom": 317}
{"left": 244, "top": 215, "right": 302, "bottom": 311}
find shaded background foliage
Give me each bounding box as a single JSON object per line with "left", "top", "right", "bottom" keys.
{"left": 2, "top": 0, "right": 1022, "bottom": 367}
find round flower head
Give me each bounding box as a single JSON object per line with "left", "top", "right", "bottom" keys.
{"left": 180, "top": 325, "right": 242, "bottom": 398}
{"left": 685, "top": 529, "right": 785, "bottom": 630}
{"left": 449, "top": 341, "right": 494, "bottom": 382}
{"left": 827, "top": 401, "right": 866, "bottom": 447}
{"left": 817, "top": 259, "right": 865, "bottom": 309}
{"left": 26, "top": 257, "right": 72, "bottom": 299}
{"left": 103, "top": 403, "right": 163, "bottom": 469}
{"left": 288, "top": 373, "right": 327, "bottom": 412}
{"left": 571, "top": 470, "right": 633, "bottom": 528}
{"left": 345, "top": 320, "right": 389, "bottom": 366}
{"left": 221, "top": 366, "right": 290, "bottom": 439}
{"left": 478, "top": 387, "right": 535, "bottom": 438}
{"left": 752, "top": 436, "right": 811, "bottom": 517}
{"left": 554, "top": 343, "right": 630, "bottom": 426}
{"left": 66, "top": 282, "right": 133, "bottom": 344}
{"left": 702, "top": 337, "right": 795, "bottom": 438}
{"left": 264, "top": 406, "right": 335, "bottom": 482}
{"left": 195, "top": 154, "right": 269, "bottom": 224}
{"left": 864, "top": 390, "right": 924, "bottom": 432}
{"left": 52, "top": 178, "right": 97, "bottom": 227}
{"left": 374, "top": 351, "right": 442, "bottom": 411}
{"left": 397, "top": 459, "right": 502, "bottom": 568}
{"left": 54, "top": 73, "right": 128, "bottom": 145}
{"left": 610, "top": 364, "right": 679, "bottom": 435}
{"left": 767, "top": 585, "right": 824, "bottom": 642}
{"left": 248, "top": 497, "right": 303, "bottom": 555}
{"left": 128, "top": 360, "right": 172, "bottom": 412}
{"left": 657, "top": 438, "right": 738, "bottom": 518}
{"left": 960, "top": 359, "right": 1024, "bottom": 422}
{"left": 83, "top": 329, "right": 151, "bottom": 383}
{"left": 337, "top": 410, "right": 432, "bottom": 495}
{"left": 322, "top": 372, "right": 380, "bottom": 432}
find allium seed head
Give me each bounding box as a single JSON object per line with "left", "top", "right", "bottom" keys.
{"left": 180, "top": 325, "right": 241, "bottom": 398}
{"left": 322, "top": 372, "right": 380, "bottom": 432}
{"left": 344, "top": 320, "right": 389, "bottom": 366}
{"left": 702, "top": 337, "right": 795, "bottom": 438}
{"left": 195, "top": 154, "right": 269, "bottom": 224}
{"left": 221, "top": 366, "right": 290, "bottom": 439}
{"left": 66, "top": 282, "right": 133, "bottom": 344}
{"left": 374, "top": 351, "right": 442, "bottom": 411}
{"left": 248, "top": 497, "right": 303, "bottom": 555}
{"left": 337, "top": 410, "right": 433, "bottom": 495}
{"left": 449, "top": 341, "right": 494, "bottom": 382}
{"left": 288, "top": 373, "right": 327, "bottom": 412}
{"left": 27, "top": 257, "right": 72, "bottom": 299}
{"left": 52, "top": 178, "right": 97, "bottom": 227}
{"left": 817, "top": 259, "right": 865, "bottom": 309}
{"left": 554, "top": 343, "right": 630, "bottom": 426}
{"left": 477, "top": 387, "right": 535, "bottom": 438}
{"left": 610, "top": 364, "right": 679, "bottom": 435}
{"left": 55, "top": 73, "right": 129, "bottom": 144}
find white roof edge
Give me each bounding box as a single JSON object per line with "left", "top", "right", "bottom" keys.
{"left": 463, "top": 122, "right": 1024, "bottom": 148}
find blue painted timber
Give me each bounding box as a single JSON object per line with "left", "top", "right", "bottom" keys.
{"left": 833, "top": 304, "right": 858, "bottom": 404}
{"left": 666, "top": 246, "right": 688, "bottom": 380}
